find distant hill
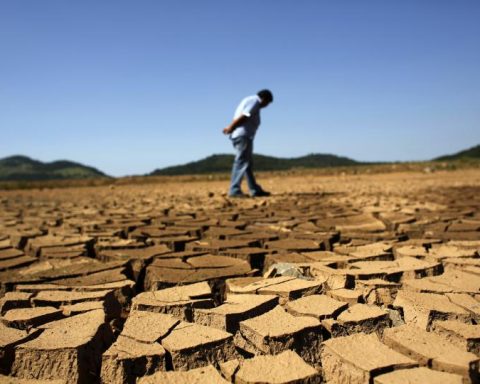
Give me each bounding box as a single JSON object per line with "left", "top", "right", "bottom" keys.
{"left": 434, "top": 144, "right": 480, "bottom": 161}
{"left": 150, "top": 153, "right": 359, "bottom": 176}
{"left": 0, "top": 155, "right": 109, "bottom": 181}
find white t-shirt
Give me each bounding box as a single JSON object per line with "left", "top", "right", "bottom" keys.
{"left": 230, "top": 95, "right": 262, "bottom": 139}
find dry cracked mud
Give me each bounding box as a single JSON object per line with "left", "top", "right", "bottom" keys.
{"left": 0, "top": 169, "right": 479, "bottom": 383}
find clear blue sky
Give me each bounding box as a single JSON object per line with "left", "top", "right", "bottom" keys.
{"left": 1, "top": 1, "right": 479, "bottom": 176}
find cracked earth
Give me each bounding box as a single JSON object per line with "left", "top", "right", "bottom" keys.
{"left": 0, "top": 170, "right": 479, "bottom": 383}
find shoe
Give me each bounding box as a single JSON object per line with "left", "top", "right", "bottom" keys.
{"left": 252, "top": 190, "right": 271, "bottom": 197}
{"left": 228, "top": 192, "right": 249, "bottom": 198}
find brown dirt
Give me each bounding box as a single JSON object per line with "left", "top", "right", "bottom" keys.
{"left": 0, "top": 169, "right": 479, "bottom": 383}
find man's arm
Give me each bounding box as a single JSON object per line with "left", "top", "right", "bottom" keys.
{"left": 222, "top": 114, "right": 247, "bottom": 134}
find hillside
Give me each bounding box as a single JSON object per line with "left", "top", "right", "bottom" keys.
{"left": 434, "top": 144, "right": 480, "bottom": 161}
{"left": 150, "top": 153, "right": 359, "bottom": 176}
{"left": 0, "top": 155, "right": 109, "bottom": 181}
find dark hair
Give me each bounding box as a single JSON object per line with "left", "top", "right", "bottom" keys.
{"left": 257, "top": 89, "right": 273, "bottom": 103}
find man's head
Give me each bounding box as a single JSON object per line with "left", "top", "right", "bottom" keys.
{"left": 257, "top": 89, "right": 273, "bottom": 107}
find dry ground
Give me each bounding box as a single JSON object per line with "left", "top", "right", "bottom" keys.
{"left": 0, "top": 169, "right": 479, "bottom": 383}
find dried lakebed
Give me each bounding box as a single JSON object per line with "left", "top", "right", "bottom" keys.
{"left": 0, "top": 170, "right": 479, "bottom": 383}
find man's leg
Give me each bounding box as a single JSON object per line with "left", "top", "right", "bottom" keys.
{"left": 229, "top": 136, "right": 250, "bottom": 196}
{"left": 244, "top": 139, "right": 261, "bottom": 194}
{"left": 244, "top": 139, "right": 271, "bottom": 196}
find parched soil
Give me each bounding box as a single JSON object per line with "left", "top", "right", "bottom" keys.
{"left": 0, "top": 169, "right": 479, "bottom": 384}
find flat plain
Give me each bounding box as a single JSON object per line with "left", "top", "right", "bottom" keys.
{"left": 0, "top": 169, "right": 479, "bottom": 384}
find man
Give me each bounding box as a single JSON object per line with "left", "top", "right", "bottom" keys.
{"left": 222, "top": 89, "right": 273, "bottom": 198}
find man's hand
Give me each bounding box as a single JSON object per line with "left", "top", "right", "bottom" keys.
{"left": 222, "top": 115, "right": 246, "bottom": 135}
{"left": 223, "top": 126, "right": 233, "bottom": 134}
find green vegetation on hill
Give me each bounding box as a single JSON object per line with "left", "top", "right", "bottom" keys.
{"left": 2, "top": 143, "right": 478, "bottom": 183}
{"left": 150, "top": 153, "right": 359, "bottom": 176}
{"left": 0, "top": 155, "right": 109, "bottom": 181}
{"left": 434, "top": 144, "right": 480, "bottom": 161}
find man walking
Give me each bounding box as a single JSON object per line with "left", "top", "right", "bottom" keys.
{"left": 222, "top": 89, "right": 273, "bottom": 198}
